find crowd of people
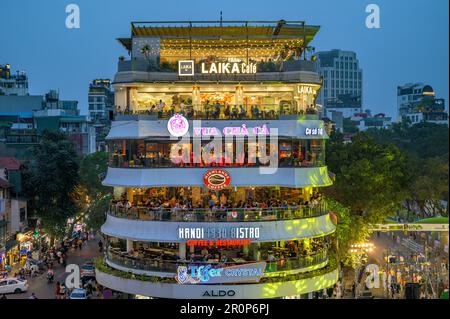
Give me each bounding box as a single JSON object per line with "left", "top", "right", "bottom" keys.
{"left": 116, "top": 99, "right": 318, "bottom": 120}
{"left": 111, "top": 191, "right": 324, "bottom": 218}
{"left": 0, "top": 230, "right": 104, "bottom": 299}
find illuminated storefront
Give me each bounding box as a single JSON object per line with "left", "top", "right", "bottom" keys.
{"left": 98, "top": 20, "right": 338, "bottom": 299}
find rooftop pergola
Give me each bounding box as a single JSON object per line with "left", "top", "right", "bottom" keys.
{"left": 118, "top": 20, "right": 320, "bottom": 61}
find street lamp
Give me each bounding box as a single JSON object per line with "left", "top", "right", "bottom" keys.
{"left": 349, "top": 241, "right": 376, "bottom": 298}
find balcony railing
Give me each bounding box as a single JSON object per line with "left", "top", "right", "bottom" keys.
{"left": 115, "top": 104, "right": 319, "bottom": 121}
{"left": 118, "top": 59, "right": 317, "bottom": 74}
{"left": 108, "top": 202, "right": 328, "bottom": 222}
{"left": 115, "top": 59, "right": 320, "bottom": 84}
{"left": 106, "top": 249, "right": 328, "bottom": 275}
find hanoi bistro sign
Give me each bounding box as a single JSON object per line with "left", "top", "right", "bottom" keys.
{"left": 178, "top": 226, "right": 260, "bottom": 240}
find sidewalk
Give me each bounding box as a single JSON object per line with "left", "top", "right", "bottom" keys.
{"left": 6, "top": 236, "right": 101, "bottom": 299}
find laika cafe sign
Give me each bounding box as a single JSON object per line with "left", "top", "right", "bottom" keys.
{"left": 203, "top": 169, "right": 231, "bottom": 190}
{"left": 201, "top": 62, "right": 257, "bottom": 74}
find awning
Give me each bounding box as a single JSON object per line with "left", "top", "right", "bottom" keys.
{"left": 103, "top": 166, "right": 333, "bottom": 188}
{"left": 5, "top": 239, "right": 19, "bottom": 252}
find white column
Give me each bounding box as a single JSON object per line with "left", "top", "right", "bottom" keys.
{"left": 126, "top": 239, "right": 133, "bottom": 252}
{"left": 179, "top": 243, "right": 186, "bottom": 260}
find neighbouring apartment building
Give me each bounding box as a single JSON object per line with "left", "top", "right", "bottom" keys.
{"left": 0, "top": 88, "right": 96, "bottom": 157}
{"left": 0, "top": 64, "right": 29, "bottom": 96}
{"left": 315, "top": 49, "right": 363, "bottom": 111}
{"left": 0, "top": 157, "right": 28, "bottom": 267}
{"left": 88, "top": 79, "right": 114, "bottom": 151}
{"left": 397, "top": 83, "right": 448, "bottom": 125}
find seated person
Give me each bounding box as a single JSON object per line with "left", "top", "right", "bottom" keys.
{"left": 201, "top": 247, "right": 209, "bottom": 258}
{"left": 220, "top": 254, "right": 228, "bottom": 263}
{"left": 231, "top": 105, "right": 239, "bottom": 118}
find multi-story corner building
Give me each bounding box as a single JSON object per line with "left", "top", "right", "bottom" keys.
{"left": 314, "top": 50, "right": 363, "bottom": 114}
{"left": 0, "top": 64, "right": 29, "bottom": 96}
{"left": 96, "top": 20, "right": 338, "bottom": 299}
{"left": 88, "top": 79, "right": 114, "bottom": 122}
{"left": 397, "top": 83, "right": 448, "bottom": 125}
{"left": 0, "top": 157, "right": 28, "bottom": 268}
{"left": 88, "top": 79, "right": 115, "bottom": 151}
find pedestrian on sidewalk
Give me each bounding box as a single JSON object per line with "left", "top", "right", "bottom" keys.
{"left": 351, "top": 282, "right": 356, "bottom": 298}
{"left": 55, "top": 282, "right": 61, "bottom": 299}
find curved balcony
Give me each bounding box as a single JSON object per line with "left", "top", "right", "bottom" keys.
{"left": 105, "top": 249, "right": 329, "bottom": 277}
{"left": 102, "top": 166, "right": 333, "bottom": 188}
{"left": 101, "top": 212, "right": 336, "bottom": 243}
{"left": 95, "top": 258, "right": 339, "bottom": 299}
{"left": 108, "top": 202, "right": 328, "bottom": 222}
{"left": 114, "top": 105, "right": 319, "bottom": 121}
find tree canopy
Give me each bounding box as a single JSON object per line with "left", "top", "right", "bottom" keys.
{"left": 78, "top": 151, "right": 112, "bottom": 231}
{"left": 22, "top": 131, "right": 80, "bottom": 240}
{"left": 326, "top": 131, "right": 410, "bottom": 223}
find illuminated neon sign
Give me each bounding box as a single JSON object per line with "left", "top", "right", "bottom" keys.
{"left": 193, "top": 124, "right": 269, "bottom": 137}
{"left": 305, "top": 127, "right": 324, "bottom": 136}
{"left": 186, "top": 239, "right": 252, "bottom": 247}
{"left": 203, "top": 169, "right": 231, "bottom": 190}
{"left": 175, "top": 262, "right": 266, "bottom": 285}
{"left": 167, "top": 113, "right": 189, "bottom": 137}
{"left": 178, "top": 60, "right": 195, "bottom": 76}
{"left": 298, "top": 85, "right": 317, "bottom": 95}
{"left": 201, "top": 62, "right": 257, "bottom": 74}
{"left": 178, "top": 227, "right": 260, "bottom": 240}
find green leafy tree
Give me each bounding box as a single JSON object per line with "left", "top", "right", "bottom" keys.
{"left": 22, "top": 131, "right": 80, "bottom": 244}
{"left": 326, "top": 198, "right": 371, "bottom": 267}
{"left": 368, "top": 122, "right": 449, "bottom": 217}
{"left": 79, "top": 152, "right": 110, "bottom": 199}
{"left": 85, "top": 194, "right": 111, "bottom": 231}
{"left": 326, "top": 132, "right": 410, "bottom": 223}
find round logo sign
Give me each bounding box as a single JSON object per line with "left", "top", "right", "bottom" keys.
{"left": 103, "top": 289, "right": 112, "bottom": 299}
{"left": 167, "top": 113, "right": 189, "bottom": 137}
{"left": 203, "top": 169, "right": 231, "bottom": 190}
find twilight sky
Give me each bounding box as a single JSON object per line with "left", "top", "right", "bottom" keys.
{"left": 1, "top": 0, "right": 448, "bottom": 117}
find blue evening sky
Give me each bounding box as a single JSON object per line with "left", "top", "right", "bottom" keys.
{"left": 1, "top": 0, "right": 448, "bottom": 117}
